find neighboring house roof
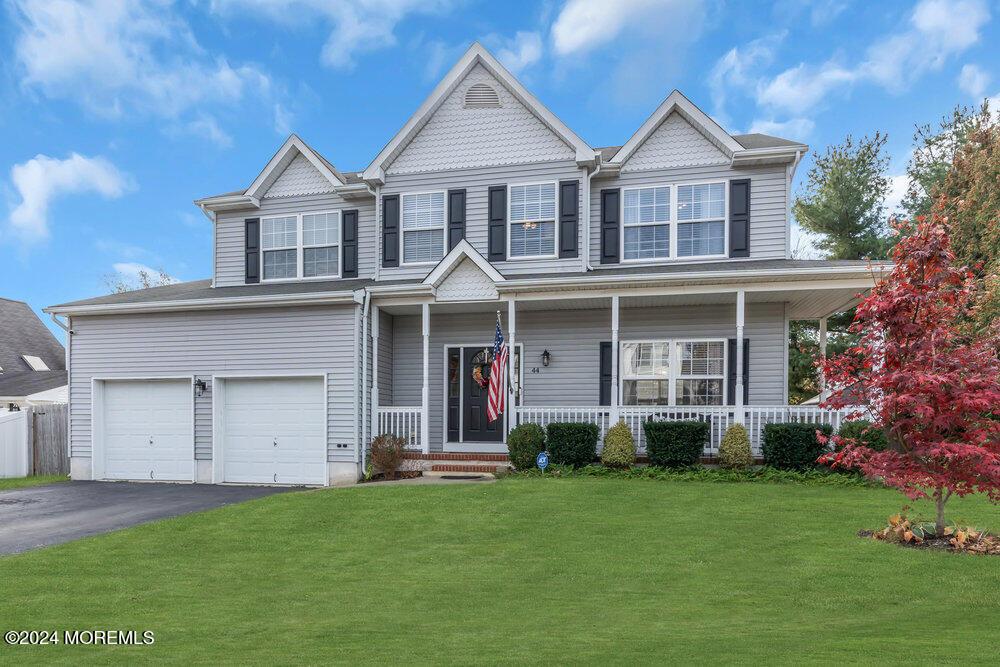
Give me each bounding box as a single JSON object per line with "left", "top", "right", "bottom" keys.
{"left": 0, "top": 370, "right": 67, "bottom": 400}
{"left": 362, "top": 42, "right": 595, "bottom": 183}
{"left": 0, "top": 298, "right": 65, "bottom": 376}
{"left": 732, "top": 133, "right": 805, "bottom": 150}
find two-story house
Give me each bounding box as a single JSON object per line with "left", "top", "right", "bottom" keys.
{"left": 46, "top": 43, "right": 882, "bottom": 485}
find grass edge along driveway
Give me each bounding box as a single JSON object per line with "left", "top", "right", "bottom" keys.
{"left": 2, "top": 477, "right": 998, "bottom": 665}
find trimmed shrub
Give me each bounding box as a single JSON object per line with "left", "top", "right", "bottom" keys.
{"left": 546, "top": 422, "right": 599, "bottom": 467}
{"left": 600, "top": 421, "right": 636, "bottom": 469}
{"left": 370, "top": 433, "right": 406, "bottom": 479}
{"left": 837, "top": 419, "right": 889, "bottom": 452}
{"left": 507, "top": 423, "right": 547, "bottom": 471}
{"left": 718, "top": 423, "right": 753, "bottom": 469}
{"left": 644, "top": 420, "right": 710, "bottom": 467}
{"left": 762, "top": 422, "right": 834, "bottom": 470}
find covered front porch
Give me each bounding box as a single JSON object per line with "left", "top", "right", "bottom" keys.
{"left": 366, "top": 264, "right": 867, "bottom": 460}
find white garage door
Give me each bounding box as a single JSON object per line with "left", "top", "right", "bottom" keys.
{"left": 221, "top": 377, "right": 326, "bottom": 485}
{"left": 102, "top": 379, "right": 193, "bottom": 481}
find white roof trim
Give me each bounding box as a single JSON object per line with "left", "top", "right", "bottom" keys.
{"left": 245, "top": 134, "right": 343, "bottom": 200}
{"left": 422, "top": 239, "right": 505, "bottom": 287}
{"left": 362, "top": 42, "right": 594, "bottom": 182}
{"left": 45, "top": 290, "right": 359, "bottom": 316}
{"left": 609, "top": 90, "right": 744, "bottom": 166}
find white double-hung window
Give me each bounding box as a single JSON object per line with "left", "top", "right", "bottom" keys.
{"left": 623, "top": 186, "right": 670, "bottom": 260}
{"left": 509, "top": 182, "right": 556, "bottom": 258}
{"left": 401, "top": 191, "right": 446, "bottom": 264}
{"left": 621, "top": 340, "right": 727, "bottom": 406}
{"left": 676, "top": 182, "right": 726, "bottom": 257}
{"left": 262, "top": 211, "right": 341, "bottom": 281}
{"left": 261, "top": 215, "right": 298, "bottom": 280}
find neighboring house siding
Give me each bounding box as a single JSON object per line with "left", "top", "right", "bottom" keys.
{"left": 386, "top": 63, "right": 575, "bottom": 175}
{"left": 215, "top": 193, "right": 376, "bottom": 287}
{"left": 264, "top": 154, "right": 336, "bottom": 198}
{"left": 590, "top": 163, "right": 788, "bottom": 264}
{"left": 68, "top": 305, "right": 358, "bottom": 462}
{"left": 380, "top": 160, "right": 585, "bottom": 279}
{"left": 621, "top": 112, "right": 729, "bottom": 172}
{"left": 390, "top": 303, "right": 785, "bottom": 451}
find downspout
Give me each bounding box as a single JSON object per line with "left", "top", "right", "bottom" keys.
{"left": 584, "top": 159, "right": 604, "bottom": 272}
{"left": 50, "top": 314, "right": 72, "bottom": 458}
{"left": 359, "top": 289, "right": 372, "bottom": 474}
{"left": 786, "top": 149, "right": 804, "bottom": 259}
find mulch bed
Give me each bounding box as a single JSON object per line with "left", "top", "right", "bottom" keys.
{"left": 859, "top": 529, "right": 1000, "bottom": 555}
{"left": 359, "top": 470, "right": 423, "bottom": 484}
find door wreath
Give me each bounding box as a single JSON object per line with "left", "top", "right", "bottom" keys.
{"left": 470, "top": 348, "right": 493, "bottom": 388}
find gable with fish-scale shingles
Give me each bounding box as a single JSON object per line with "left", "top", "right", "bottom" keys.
{"left": 264, "top": 153, "right": 337, "bottom": 198}
{"left": 621, "top": 112, "right": 729, "bottom": 172}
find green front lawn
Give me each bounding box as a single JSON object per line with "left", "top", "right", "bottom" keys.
{"left": 2, "top": 478, "right": 998, "bottom": 664}
{"left": 0, "top": 475, "right": 68, "bottom": 491}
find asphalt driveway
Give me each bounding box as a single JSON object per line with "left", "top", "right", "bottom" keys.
{"left": 0, "top": 481, "right": 294, "bottom": 555}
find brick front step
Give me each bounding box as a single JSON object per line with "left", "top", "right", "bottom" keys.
{"left": 404, "top": 452, "right": 509, "bottom": 462}
{"left": 430, "top": 464, "right": 508, "bottom": 473}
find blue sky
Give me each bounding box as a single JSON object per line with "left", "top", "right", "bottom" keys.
{"left": 2, "top": 0, "right": 997, "bottom": 340}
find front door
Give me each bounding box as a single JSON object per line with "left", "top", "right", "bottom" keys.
{"left": 461, "top": 346, "right": 503, "bottom": 442}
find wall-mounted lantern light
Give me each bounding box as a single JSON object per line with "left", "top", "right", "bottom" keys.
{"left": 541, "top": 349, "right": 551, "bottom": 367}
{"left": 194, "top": 379, "right": 207, "bottom": 397}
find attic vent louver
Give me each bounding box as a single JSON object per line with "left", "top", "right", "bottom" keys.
{"left": 464, "top": 83, "right": 501, "bottom": 109}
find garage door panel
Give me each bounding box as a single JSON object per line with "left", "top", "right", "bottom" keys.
{"left": 222, "top": 377, "right": 326, "bottom": 485}
{"left": 102, "top": 380, "right": 193, "bottom": 481}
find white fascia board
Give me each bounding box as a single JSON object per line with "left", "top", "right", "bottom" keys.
{"left": 362, "top": 42, "right": 593, "bottom": 181}
{"left": 245, "top": 134, "right": 343, "bottom": 200}
{"left": 731, "top": 145, "right": 809, "bottom": 166}
{"left": 193, "top": 193, "right": 260, "bottom": 212}
{"left": 498, "top": 264, "right": 886, "bottom": 292}
{"left": 422, "top": 239, "right": 505, "bottom": 286}
{"left": 45, "top": 291, "right": 358, "bottom": 316}
{"left": 610, "top": 90, "right": 743, "bottom": 166}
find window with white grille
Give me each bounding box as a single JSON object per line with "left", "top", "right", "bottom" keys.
{"left": 261, "top": 211, "right": 341, "bottom": 280}
{"left": 401, "top": 192, "right": 446, "bottom": 264}
{"left": 677, "top": 183, "right": 726, "bottom": 257}
{"left": 621, "top": 340, "right": 726, "bottom": 406}
{"left": 623, "top": 186, "right": 670, "bottom": 260}
{"left": 509, "top": 182, "right": 557, "bottom": 258}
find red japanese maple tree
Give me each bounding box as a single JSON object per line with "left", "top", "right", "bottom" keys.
{"left": 820, "top": 210, "right": 1000, "bottom": 534}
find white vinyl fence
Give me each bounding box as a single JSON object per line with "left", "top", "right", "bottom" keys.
{"left": 0, "top": 411, "right": 31, "bottom": 478}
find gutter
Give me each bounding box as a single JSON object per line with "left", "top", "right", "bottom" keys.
{"left": 45, "top": 291, "right": 359, "bottom": 316}
{"left": 584, "top": 157, "right": 604, "bottom": 272}
{"left": 359, "top": 290, "right": 371, "bottom": 471}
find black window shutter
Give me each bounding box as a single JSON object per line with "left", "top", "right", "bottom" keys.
{"left": 488, "top": 185, "right": 506, "bottom": 261}
{"left": 447, "top": 189, "right": 466, "bottom": 251}
{"left": 245, "top": 218, "right": 260, "bottom": 284}
{"left": 382, "top": 195, "right": 399, "bottom": 267}
{"left": 726, "top": 338, "right": 750, "bottom": 405}
{"left": 600, "top": 188, "right": 620, "bottom": 264}
{"left": 342, "top": 209, "right": 358, "bottom": 278}
{"left": 729, "top": 179, "right": 751, "bottom": 258}
{"left": 558, "top": 180, "right": 579, "bottom": 259}
{"left": 599, "top": 342, "right": 613, "bottom": 406}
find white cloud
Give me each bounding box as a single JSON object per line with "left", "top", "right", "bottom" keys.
{"left": 273, "top": 103, "right": 293, "bottom": 136}
{"left": 885, "top": 174, "right": 910, "bottom": 217}
{"left": 552, "top": 0, "right": 699, "bottom": 57}
{"left": 709, "top": 32, "right": 785, "bottom": 123}
{"left": 12, "top": 0, "right": 271, "bottom": 141}
{"left": 177, "top": 116, "right": 234, "bottom": 148}
{"left": 494, "top": 32, "right": 543, "bottom": 74}
{"left": 112, "top": 262, "right": 177, "bottom": 282}
{"left": 748, "top": 117, "right": 815, "bottom": 139}
{"left": 210, "top": 0, "right": 455, "bottom": 69}
{"left": 958, "top": 64, "right": 991, "bottom": 98}
{"left": 7, "top": 153, "right": 131, "bottom": 243}
{"left": 756, "top": 0, "right": 991, "bottom": 115}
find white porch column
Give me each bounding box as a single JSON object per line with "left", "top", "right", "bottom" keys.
{"left": 421, "top": 302, "right": 430, "bottom": 454}
{"left": 371, "top": 305, "right": 380, "bottom": 441}
{"left": 507, "top": 297, "right": 517, "bottom": 431}
{"left": 735, "top": 290, "right": 746, "bottom": 424}
{"left": 819, "top": 316, "right": 828, "bottom": 402}
{"left": 611, "top": 295, "right": 620, "bottom": 424}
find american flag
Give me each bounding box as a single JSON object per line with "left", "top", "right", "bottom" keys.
{"left": 487, "top": 314, "right": 508, "bottom": 423}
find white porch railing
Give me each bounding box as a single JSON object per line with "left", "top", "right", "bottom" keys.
{"left": 512, "top": 405, "right": 849, "bottom": 457}
{"left": 377, "top": 407, "right": 423, "bottom": 451}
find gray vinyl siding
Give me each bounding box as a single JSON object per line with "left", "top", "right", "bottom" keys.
{"left": 389, "top": 303, "right": 786, "bottom": 451}
{"left": 378, "top": 311, "right": 394, "bottom": 405}
{"left": 68, "top": 305, "right": 359, "bottom": 462}
{"left": 379, "top": 160, "right": 586, "bottom": 280}
{"left": 215, "top": 193, "right": 376, "bottom": 287}
{"left": 589, "top": 163, "right": 788, "bottom": 266}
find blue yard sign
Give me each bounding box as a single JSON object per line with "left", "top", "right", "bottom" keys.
{"left": 536, "top": 451, "right": 549, "bottom": 471}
